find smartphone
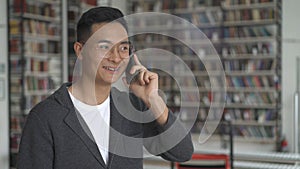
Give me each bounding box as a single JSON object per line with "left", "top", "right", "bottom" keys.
{"left": 125, "top": 48, "right": 139, "bottom": 84}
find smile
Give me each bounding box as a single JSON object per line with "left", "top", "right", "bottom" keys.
{"left": 103, "top": 66, "right": 120, "bottom": 72}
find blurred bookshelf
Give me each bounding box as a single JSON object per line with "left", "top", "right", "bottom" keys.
{"left": 8, "top": 0, "right": 103, "bottom": 168}
{"left": 8, "top": 0, "right": 63, "bottom": 167}
{"left": 4, "top": 0, "right": 284, "bottom": 168}
{"left": 67, "top": 0, "right": 97, "bottom": 82}
{"left": 126, "top": 0, "right": 282, "bottom": 155}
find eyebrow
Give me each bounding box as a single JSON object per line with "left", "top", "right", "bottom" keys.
{"left": 96, "top": 40, "right": 130, "bottom": 44}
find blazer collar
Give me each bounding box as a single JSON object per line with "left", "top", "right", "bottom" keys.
{"left": 64, "top": 108, "right": 107, "bottom": 167}
{"left": 57, "top": 83, "right": 106, "bottom": 167}
{"left": 55, "top": 83, "right": 124, "bottom": 167}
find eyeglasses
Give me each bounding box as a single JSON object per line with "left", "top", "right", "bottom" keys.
{"left": 81, "top": 41, "right": 134, "bottom": 59}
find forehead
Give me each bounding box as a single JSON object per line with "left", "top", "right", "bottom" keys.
{"left": 90, "top": 22, "right": 128, "bottom": 43}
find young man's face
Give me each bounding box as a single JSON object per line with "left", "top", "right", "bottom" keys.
{"left": 81, "top": 22, "right": 130, "bottom": 85}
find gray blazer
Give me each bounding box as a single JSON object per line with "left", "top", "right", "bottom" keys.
{"left": 17, "top": 83, "right": 193, "bottom": 169}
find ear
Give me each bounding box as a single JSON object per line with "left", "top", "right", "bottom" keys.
{"left": 74, "top": 42, "right": 83, "bottom": 60}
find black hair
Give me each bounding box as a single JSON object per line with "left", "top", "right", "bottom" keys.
{"left": 76, "top": 6, "right": 128, "bottom": 43}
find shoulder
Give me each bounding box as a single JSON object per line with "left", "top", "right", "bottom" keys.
{"left": 28, "top": 83, "right": 72, "bottom": 123}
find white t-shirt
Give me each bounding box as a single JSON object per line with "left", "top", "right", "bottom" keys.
{"left": 68, "top": 91, "right": 110, "bottom": 164}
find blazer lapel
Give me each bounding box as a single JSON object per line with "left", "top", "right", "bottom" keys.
{"left": 64, "top": 108, "right": 107, "bottom": 168}
{"left": 107, "top": 89, "right": 124, "bottom": 167}
{"left": 54, "top": 83, "right": 107, "bottom": 167}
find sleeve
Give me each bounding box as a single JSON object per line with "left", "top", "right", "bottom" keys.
{"left": 143, "top": 110, "right": 194, "bottom": 162}
{"left": 17, "top": 112, "right": 54, "bottom": 169}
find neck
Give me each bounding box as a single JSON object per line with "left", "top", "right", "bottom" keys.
{"left": 69, "top": 78, "right": 111, "bottom": 105}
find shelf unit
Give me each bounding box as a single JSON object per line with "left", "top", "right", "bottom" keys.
{"left": 67, "top": 0, "right": 97, "bottom": 82}
{"left": 8, "top": 0, "right": 63, "bottom": 167}
{"left": 0, "top": 0, "right": 9, "bottom": 168}
{"left": 126, "top": 0, "right": 281, "bottom": 153}
{"left": 67, "top": 0, "right": 82, "bottom": 82}
{"left": 221, "top": 0, "right": 282, "bottom": 152}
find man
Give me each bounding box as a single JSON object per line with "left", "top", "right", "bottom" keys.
{"left": 17, "top": 6, "right": 193, "bottom": 169}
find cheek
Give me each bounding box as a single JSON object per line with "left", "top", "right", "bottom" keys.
{"left": 81, "top": 58, "right": 103, "bottom": 78}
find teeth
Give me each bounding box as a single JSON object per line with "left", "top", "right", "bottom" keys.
{"left": 104, "top": 66, "right": 118, "bottom": 71}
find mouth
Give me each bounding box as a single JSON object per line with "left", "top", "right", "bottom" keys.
{"left": 103, "top": 66, "right": 120, "bottom": 72}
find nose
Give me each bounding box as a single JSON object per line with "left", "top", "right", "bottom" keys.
{"left": 107, "top": 47, "right": 122, "bottom": 63}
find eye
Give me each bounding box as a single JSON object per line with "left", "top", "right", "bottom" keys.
{"left": 119, "top": 44, "right": 130, "bottom": 52}
{"left": 96, "top": 43, "right": 111, "bottom": 50}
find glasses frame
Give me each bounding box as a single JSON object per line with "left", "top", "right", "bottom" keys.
{"left": 79, "top": 41, "right": 134, "bottom": 59}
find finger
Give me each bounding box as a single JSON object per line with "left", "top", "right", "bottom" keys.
{"left": 130, "top": 65, "right": 146, "bottom": 74}
{"left": 148, "top": 72, "right": 158, "bottom": 82}
{"left": 138, "top": 69, "right": 146, "bottom": 85}
{"left": 143, "top": 71, "right": 150, "bottom": 84}
{"left": 133, "top": 54, "right": 142, "bottom": 65}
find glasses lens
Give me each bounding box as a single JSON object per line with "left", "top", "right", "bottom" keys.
{"left": 95, "top": 42, "right": 133, "bottom": 58}
{"left": 118, "top": 43, "right": 133, "bottom": 58}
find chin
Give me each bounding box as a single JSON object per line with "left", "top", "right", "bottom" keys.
{"left": 103, "top": 76, "right": 121, "bottom": 85}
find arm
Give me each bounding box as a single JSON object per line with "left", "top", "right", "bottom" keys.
{"left": 125, "top": 55, "right": 194, "bottom": 162}
{"left": 143, "top": 91, "right": 194, "bottom": 161}
{"left": 142, "top": 108, "right": 194, "bottom": 162}
{"left": 17, "top": 112, "right": 54, "bottom": 169}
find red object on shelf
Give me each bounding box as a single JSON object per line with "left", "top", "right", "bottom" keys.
{"left": 176, "top": 154, "right": 230, "bottom": 169}
{"left": 82, "top": 0, "right": 97, "bottom": 5}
